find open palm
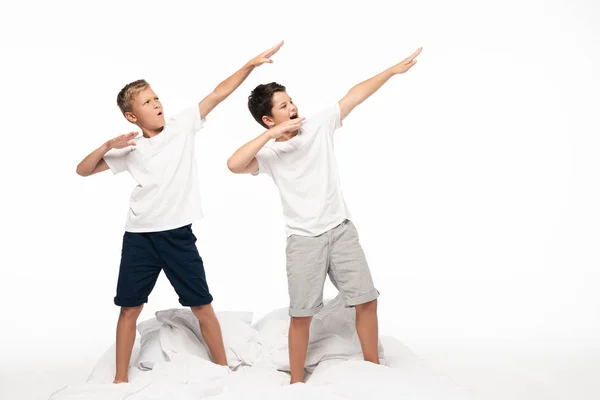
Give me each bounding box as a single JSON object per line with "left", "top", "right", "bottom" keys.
{"left": 251, "top": 40, "right": 284, "bottom": 67}
{"left": 390, "top": 47, "right": 423, "bottom": 74}
{"left": 107, "top": 132, "right": 137, "bottom": 149}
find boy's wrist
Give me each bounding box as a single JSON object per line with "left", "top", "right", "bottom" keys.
{"left": 383, "top": 67, "right": 397, "bottom": 78}
{"left": 264, "top": 127, "right": 279, "bottom": 140}
{"left": 262, "top": 130, "right": 273, "bottom": 140}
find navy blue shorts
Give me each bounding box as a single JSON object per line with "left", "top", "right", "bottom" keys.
{"left": 114, "top": 224, "right": 213, "bottom": 307}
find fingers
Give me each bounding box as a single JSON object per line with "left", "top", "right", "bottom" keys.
{"left": 108, "top": 132, "right": 137, "bottom": 149}
{"left": 280, "top": 117, "right": 305, "bottom": 133}
{"left": 410, "top": 47, "right": 423, "bottom": 59}
{"left": 115, "top": 131, "right": 136, "bottom": 141}
{"left": 269, "top": 40, "right": 284, "bottom": 53}
{"left": 289, "top": 118, "right": 305, "bottom": 130}
{"left": 263, "top": 40, "right": 284, "bottom": 58}
{"left": 287, "top": 117, "right": 305, "bottom": 126}
{"left": 125, "top": 132, "right": 137, "bottom": 146}
{"left": 404, "top": 47, "right": 423, "bottom": 64}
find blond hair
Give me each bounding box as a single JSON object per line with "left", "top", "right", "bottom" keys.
{"left": 116, "top": 79, "right": 150, "bottom": 115}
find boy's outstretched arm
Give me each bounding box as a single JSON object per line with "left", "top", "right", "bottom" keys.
{"left": 227, "top": 118, "right": 305, "bottom": 174}
{"left": 199, "top": 41, "right": 284, "bottom": 118}
{"left": 338, "top": 47, "right": 422, "bottom": 121}
{"left": 76, "top": 132, "right": 137, "bottom": 176}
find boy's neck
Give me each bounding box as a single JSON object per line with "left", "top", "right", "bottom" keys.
{"left": 141, "top": 125, "right": 165, "bottom": 139}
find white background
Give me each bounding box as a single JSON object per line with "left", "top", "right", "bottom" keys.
{"left": 1, "top": 0, "right": 599, "bottom": 399}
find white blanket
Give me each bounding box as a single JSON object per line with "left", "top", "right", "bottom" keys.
{"left": 49, "top": 336, "right": 477, "bottom": 400}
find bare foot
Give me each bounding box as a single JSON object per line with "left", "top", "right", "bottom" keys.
{"left": 113, "top": 379, "right": 128, "bottom": 384}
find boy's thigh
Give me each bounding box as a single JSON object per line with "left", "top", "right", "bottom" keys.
{"left": 158, "top": 224, "right": 213, "bottom": 307}
{"left": 286, "top": 233, "right": 329, "bottom": 317}
{"left": 328, "top": 220, "right": 379, "bottom": 306}
{"left": 114, "top": 231, "right": 163, "bottom": 307}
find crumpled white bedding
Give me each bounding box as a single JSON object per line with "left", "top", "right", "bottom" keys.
{"left": 49, "top": 340, "right": 476, "bottom": 400}
{"left": 49, "top": 296, "right": 477, "bottom": 400}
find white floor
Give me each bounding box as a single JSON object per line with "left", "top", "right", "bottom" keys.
{"left": 2, "top": 345, "right": 599, "bottom": 400}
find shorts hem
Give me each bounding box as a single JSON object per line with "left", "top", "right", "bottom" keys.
{"left": 180, "top": 295, "right": 213, "bottom": 307}
{"left": 114, "top": 298, "right": 148, "bottom": 307}
{"left": 289, "top": 303, "right": 324, "bottom": 317}
{"left": 345, "top": 289, "right": 380, "bottom": 307}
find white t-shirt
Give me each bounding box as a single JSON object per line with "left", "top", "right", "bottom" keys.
{"left": 104, "top": 106, "right": 204, "bottom": 233}
{"left": 254, "top": 103, "right": 351, "bottom": 237}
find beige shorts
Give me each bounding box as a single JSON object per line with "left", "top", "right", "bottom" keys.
{"left": 285, "top": 219, "right": 379, "bottom": 317}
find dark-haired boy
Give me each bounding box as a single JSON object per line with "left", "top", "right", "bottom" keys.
{"left": 227, "top": 47, "right": 422, "bottom": 383}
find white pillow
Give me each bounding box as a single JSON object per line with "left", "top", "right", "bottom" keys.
{"left": 307, "top": 295, "right": 384, "bottom": 370}
{"left": 378, "top": 335, "right": 421, "bottom": 368}
{"left": 136, "top": 318, "right": 168, "bottom": 370}
{"left": 156, "top": 308, "right": 260, "bottom": 368}
{"left": 254, "top": 295, "right": 384, "bottom": 372}
{"left": 158, "top": 311, "right": 211, "bottom": 361}
{"left": 252, "top": 306, "right": 289, "bottom": 332}
{"left": 217, "top": 311, "right": 262, "bottom": 366}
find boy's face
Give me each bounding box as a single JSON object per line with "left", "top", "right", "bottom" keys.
{"left": 262, "top": 91, "right": 299, "bottom": 128}
{"left": 125, "top": 87, "right": 165, "bottom": 130}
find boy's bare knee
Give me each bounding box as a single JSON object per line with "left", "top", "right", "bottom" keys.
{"left": 190, "top": 304, "right": 216, "bottom": 322}
{"left": 119, "top": 305, "right": 143, "bottom": 320}
{"left": 290, "top": 316, "right": 312, "bottom": 328}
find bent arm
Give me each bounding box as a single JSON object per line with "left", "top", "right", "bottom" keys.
{"left": 227, "top": 131, "right": 272, "bottom": 174}
{"left": 76, "top": 143, "right": 111, "bottom": 176}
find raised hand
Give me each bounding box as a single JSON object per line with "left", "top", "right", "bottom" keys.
{"left": 389, "top": 47, "right": 423, "bottom": 75}
{"left": 249, "top": 40, "right": 284, "bottom": 67}
{"left": 106, "top": 132, "right": 138, "bottom": 149}
{"left": 267, "top": 117, "right": 306, "bottom": 139}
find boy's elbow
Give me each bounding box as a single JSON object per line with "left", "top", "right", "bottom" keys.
{"left": 76, "top": 164, "right": 89, "bottom": 177}
{"left": 226, "top": 158, "right": 240, "bottom": 174}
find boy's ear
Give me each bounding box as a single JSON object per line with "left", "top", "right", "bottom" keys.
{"left": 125, "top": 112, "right": 137, "bottom": 124}
{"left": 262, "top": 115, "right": 275, "bottom": 128}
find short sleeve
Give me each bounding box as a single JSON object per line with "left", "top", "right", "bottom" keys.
{"left": 252, "top": 147, "right": 274, "bottom": 176}
{"left": 170, "top": 105, "right": 205, "bottom": 135}
{"left": 103, "top": 147, "right": 133, "bottom": 175}
{"left": 310, "top": 103, "right": 342, "bottom": 137}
